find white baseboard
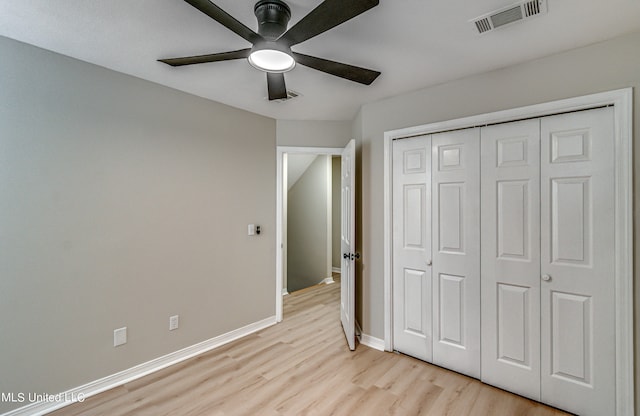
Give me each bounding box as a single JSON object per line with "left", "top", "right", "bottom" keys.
{"left": 355, "top": 320, "right": 384, "bottom": 352}
{"left": 360, "top": 333, "right": 385, "bottom": 351}
{"left": 282, "top": 288, "right": 289, "bottom": 296}
{"left": 320, "top": 277, "right": 335, "bottom": 285}
{"left": 1, "top": 316, "right": 277, "bottom": 416}
{"left": 331, "top": 267, "right": 341, "bottom": 274}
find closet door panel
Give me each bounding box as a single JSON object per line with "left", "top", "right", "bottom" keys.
{"left": 432, "top": 128, "right": 480, "bottom": 378}
{"left": 392, "top": 135, "right": 433, "bottom": 361}
{"left": 540, "top": 107, "right": 615, "bottom": 416}
{"left": 480, "top": 119, "right": 541, "bottom": 400}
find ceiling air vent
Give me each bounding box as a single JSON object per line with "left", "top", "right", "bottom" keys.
{"left": 471, "top": 0, "right": 547, "bottom": 34}
{"left": 268, "top": 90, "right": 302, "bottom": 103}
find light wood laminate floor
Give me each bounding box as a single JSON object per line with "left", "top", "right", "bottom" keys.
{"left": 50, "top": 276, "right": 570, "bottom": 415}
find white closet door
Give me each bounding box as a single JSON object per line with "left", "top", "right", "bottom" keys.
{"left": 480, "top": 119, "right": 541, "bottom": 400}
{"left": 392, "top": 135, "right": 432, "bottom": 361}
{"left": 431, "top": 129, "right": 480, "bottom": 378}
{"left": 540, "top": 107, "right": 615, "bottom": 416}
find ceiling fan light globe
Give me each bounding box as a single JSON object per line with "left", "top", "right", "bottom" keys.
{"left": 248, "top": 49, "right": 295, "bottom": 73}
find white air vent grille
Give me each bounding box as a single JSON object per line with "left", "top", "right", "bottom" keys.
{"left": 471, "top": 0, "right": 547, "bottom": 34}
{"left": 475, "top": 18, "right": 492, "bottom": 33}
{"left": 491, "top": 6, "right": 523, "bottom": 28}
{"left": 524, "top": 0, "right": 541, "bottom": 16}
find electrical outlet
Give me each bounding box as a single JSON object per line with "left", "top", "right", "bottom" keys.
{"left": 114, "top": 327, "right": 127, "bottom": 347}
{"left": 169, "top": 315, "right": 179, "bottom": 331}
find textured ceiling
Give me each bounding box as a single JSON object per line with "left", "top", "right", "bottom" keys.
{"left": 2, "top": 0, "right": 640, "bottom": 120}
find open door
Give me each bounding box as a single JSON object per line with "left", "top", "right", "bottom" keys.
{"left": 341, "top": 140, "right": 356, "bottom": 350}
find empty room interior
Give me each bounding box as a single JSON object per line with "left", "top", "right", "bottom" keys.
{"left": 1, "top": 0, "right": 639, "bottom": 415}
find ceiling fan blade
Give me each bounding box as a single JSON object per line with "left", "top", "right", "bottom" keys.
{"left": 159, "top": 48, "right": 251, "bottom": 67}
{"left": 183, "top": 0, "right": 262, "bottom": 44}
{"left": 292, "top": 52, "right": 380, "bottom": 85}
{"left": 267, "top": 72, "right": 288, "bottom": 100}
{"left": 280, "top": 0, "right": 379, "bottom": 46}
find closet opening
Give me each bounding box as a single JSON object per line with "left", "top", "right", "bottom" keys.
{"left": 382, "top": 88, "right": 633, "bottom": 416}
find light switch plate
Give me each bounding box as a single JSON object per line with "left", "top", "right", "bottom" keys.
{"left": 169, "top": 315, "right": 179, "bottom": 331}
{"left": 114, "top": 327, "right": 127, "bottom": 347}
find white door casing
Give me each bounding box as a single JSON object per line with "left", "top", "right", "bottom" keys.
{"left": 480, "top": 119, "right": 541, "bottom": 400}
{"left": 341, "top": 139, "right": 356, "bottom": 351}
{"left": 276, "top": 146, "right": 346, "bottom": 322}
{"left": 392, "top": 135, "right": 433, "bottom": 361}
{"left": 431, "top": 129, "right": 481, "bottom": 378}
{"left": 539, "top": 108, "right": 616, "bottom": 416}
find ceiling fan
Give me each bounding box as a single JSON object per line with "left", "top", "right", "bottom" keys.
{"left": 159, "top": 0, "right": 381, "bottom": 100}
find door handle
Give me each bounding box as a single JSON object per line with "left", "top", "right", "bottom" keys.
{"left": 426, "top": 260, "right": 432, "bottom": 266}
{"left": 343, "top": 253, "right": 349, "bottom": 259}
{"left": 542, "top": 274, "right": 551, "bottom": 282}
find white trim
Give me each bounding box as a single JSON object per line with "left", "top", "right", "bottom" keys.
{"left": 276, "top": 151, "right": 284, "bottom": 322}
{"left": 356, "top": 321, "right": 385, "bottom": 351}
{"left": 326, "top": 155, "right": 333, "bottom": 284}
{"left": 383, "top": 88, "right": 633, "bottom": 415}
{"left": 276, "top": 146, "right": 344, "bottom": 323}
{"left": 332, "top": 267, "right": 341, "bottom": 274}
{"left": 383, "top": 128, "right": 393, "bottom": 353}
{"left": 2, "top": 316, "right": 277, "bottom": 416}
{"left": 383, "top": 90, "right": 629, "bottom": 139}
{"left": 613, "top": 89, "right": 634, "bottom": 416}
{"left": 277, "top": 146, "right": 347, "bottom": 155}
{"left": 320, "top": 277, "right": 335, "bottom": 285}
{"left": 360, "top": 334, "right": 386, "bottom": 352}
{"left": 282, "top": 289, "right": 289, "bottom": 296}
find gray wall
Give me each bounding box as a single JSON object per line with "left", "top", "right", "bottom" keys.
{"left": 287, "top": 155, "right": 329, "bottom": 292}
{"left": 332, "top": 157, "right": 341, "bottom": 269}
{"left": 276, "top": 119, "right": 351, "bottom": 147}
{"left": 3, "top": 25, "right": 640, "bottom": 415}
{"left": 352, "top": 30, "right": 640, "bottom": 409}
{"left": 0, "top": 36, "right": 276, "bottom": 413}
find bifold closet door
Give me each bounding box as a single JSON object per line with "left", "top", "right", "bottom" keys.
{"left": 392, "top": 135, "right": 433, "bottom": 362}
{"left": 480, "top": 107, "right": 616, "bottom": 416}
{"left": 431, "top": 129, "right": 480, "bottom": 378}
{"left": 540, "top": 107, "right": 615, "bottom": 416}
{"left": 480, "top": 119, "right": 541, "bottom": 400}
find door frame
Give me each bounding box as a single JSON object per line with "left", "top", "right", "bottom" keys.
{"left": 382, "top": 88, "right": 633, "bottom": 415}
{"left": 276, "top": 146, "right": 344, "bottom": 322}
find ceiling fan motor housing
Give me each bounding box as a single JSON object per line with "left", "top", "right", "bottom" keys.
{"left": 254, "top": 0, "right": 291, "bottom": 40}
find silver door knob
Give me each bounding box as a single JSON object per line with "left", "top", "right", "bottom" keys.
{"left": 542, "top": 274, "right": 551, "bottom": 281}
{"left": 426, "top": 260, "right": 432, "bottom": 266}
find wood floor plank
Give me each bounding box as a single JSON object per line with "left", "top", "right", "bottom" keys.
{"left": 49, "top": 275, "right": 570, "bottom": 416}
